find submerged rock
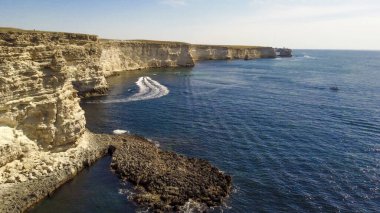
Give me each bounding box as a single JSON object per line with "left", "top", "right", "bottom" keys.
{"left": 110, "top": 134, "right": 232, "bottom": 212}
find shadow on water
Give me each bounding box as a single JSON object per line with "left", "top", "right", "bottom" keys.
{"left": 28, "top": 156, "right": 136, "bottom": 213}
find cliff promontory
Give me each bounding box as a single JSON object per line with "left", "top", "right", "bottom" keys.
{"left": 0, "top": 28, "right": 278, "bottom": 212}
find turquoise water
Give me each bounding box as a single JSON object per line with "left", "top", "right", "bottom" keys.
{"left": 32, "top": 50, "right": 380, "bottom": 212}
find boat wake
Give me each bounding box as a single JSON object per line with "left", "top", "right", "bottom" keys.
{"left": 113, "top": 129, "right": 130, "bottom": 135}
{"left": 303, "top": 54, "right": 316, "bottom": 59}
{"left": 88, "top": 76, "right": 169, "bottom": 104}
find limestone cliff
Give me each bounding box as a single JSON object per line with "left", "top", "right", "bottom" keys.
{"left": 190, "top": 44, "right": 276, "bottom": 60}
{"left": 99, "top": 41, "right": 276, "bottom": 76}
{"left": 0, "top": 31, "right": 101, "bottom": 147}
{"left": 99, "top": 40, "right": 194, "bottom": 76}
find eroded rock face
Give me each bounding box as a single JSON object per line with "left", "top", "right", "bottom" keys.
{"left": 99, "top": 40, "right": 195, "bottom": 76}
{"left": 111, "top": 135, "right": 232, "bottom": 211}
{"left": 190, "top": 44, "right": 276, "bottom": 60}
{"left": 0, "top": 31, "right": 102, "bottom": 146}
{"left": 0, "top": 31, "right": 110, "bottom": 212}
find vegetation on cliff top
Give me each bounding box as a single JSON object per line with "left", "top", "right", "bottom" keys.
{"left": 0, "top": 27, "right": 97, "bottom": 37}
{"left": 0, "top": 27, "right": 268, "bottom": 48}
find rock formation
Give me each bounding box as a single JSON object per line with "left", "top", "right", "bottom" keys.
{"left": 0, "top": 28, "right": 280, "bottom": 212}
{"left": 111, "top": 134, "right": 232, "bottom": 211}
{"left": 275, "top": 48, "right": 292, "bottom": 57}
{"left": 100, "top": 40, "right": 195, "bottom": 76}
{"left": 0, "top": 131, "right": 110, "bottom": 212}
{"left": 0, "top": 31, "right": 99, "bottom": 147}
{"left": 190, "top": 44, "right": 275, "bottom": 60}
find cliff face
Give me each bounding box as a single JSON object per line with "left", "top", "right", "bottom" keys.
{"left": 0, "top": 32, "right": 111, "bottom": 212}
{"left": 99, "top": 41, "right": 276, "bottom": 77}
{"left": 0, "top": 32, "right": 102, "bottom": 147}
{"left": 190, "top": 45, "right": 276, "bottom": 60}
{"left": 99, "top": 40, "right": 194, "bottom": 76}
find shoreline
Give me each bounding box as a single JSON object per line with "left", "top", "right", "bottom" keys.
{"left": 0, "top": 28, "right": 280, "bottom": 212}
{"left": 0, "top": 131, "right": 110, "bottom": 212}
{"left": 0, "top": 131, "right": 232, "bottom": 212}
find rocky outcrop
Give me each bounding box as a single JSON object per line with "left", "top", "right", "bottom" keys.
{"left": 0, "top": 32, "right": 97, "bottom": 147}
{"left": 275, "top": 48, "right": 292, "bottom": 57}
{"left": 111, "top": 134, "right": 232, "bottom": 212}
{"left": 0, "top": 31, "right": 109, "bottom": 211}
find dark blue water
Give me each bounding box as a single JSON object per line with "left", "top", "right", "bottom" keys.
{"left": 32, "top": 50, "right": 380, "bottom": 212}
{"left": 28, "top": 156, "right": 137, "bottom": 212}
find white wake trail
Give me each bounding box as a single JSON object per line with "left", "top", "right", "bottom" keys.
{"left": 86, "top": 76, "right": 169, "bottom": 104}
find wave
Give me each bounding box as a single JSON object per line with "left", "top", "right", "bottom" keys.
{"left": 87, "top": 76, "right": 169, "bottom": 104}
{"left": 146, "top": 138, "right": 160, "bottom": 147}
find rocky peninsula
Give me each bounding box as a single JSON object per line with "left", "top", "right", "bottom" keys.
{"left": 0, "top": 28, "right": 278, "bottom": 212}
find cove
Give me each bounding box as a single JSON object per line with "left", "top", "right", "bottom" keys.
{"left": 28, "top": 156, "right": 136, "bottom": 213}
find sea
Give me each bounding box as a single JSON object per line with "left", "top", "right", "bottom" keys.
{"left": 29, "top": 50, "right": 380, "bottom": 212}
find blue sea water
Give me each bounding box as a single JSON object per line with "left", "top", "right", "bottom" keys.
{"left": 30, "top": 50, "right": 380, "bottom": 212}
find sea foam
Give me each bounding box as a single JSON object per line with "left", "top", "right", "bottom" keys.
{"left": 87, "top": 76, "right": 169, "bottom": 104}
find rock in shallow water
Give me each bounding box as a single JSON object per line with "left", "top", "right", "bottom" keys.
{"left": 110, "top": 134, "right": 232, "bottom": 212}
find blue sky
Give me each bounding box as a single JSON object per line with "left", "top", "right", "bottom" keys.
{"left": 1, "top": 0, "right": 380, "bottom": 49}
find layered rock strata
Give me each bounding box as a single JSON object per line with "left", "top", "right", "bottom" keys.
{"left": 190, "top": 44, "right": 276, "bottom": 60}
{"left": 0, "top": 30, "right": 109, "bottom": 212}
{"left": 99, "top": 40, "right": 195, "bottom": 77}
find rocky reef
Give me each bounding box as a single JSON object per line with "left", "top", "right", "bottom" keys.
{"left": 111, "top": 134, "right": 232, "bottom": 211}
{"left": 0, "top": 28, "right": 281, "bottom": 212}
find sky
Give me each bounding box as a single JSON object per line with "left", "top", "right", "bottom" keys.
{"left": 1, "top": 0, "right": 380, "bottom": 50}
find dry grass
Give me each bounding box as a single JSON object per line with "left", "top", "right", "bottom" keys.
{"left": 0, "top": 27, "right": 53, "bottom": 33}
{"left": 100, "top": 38, "right": 190, "bottom": 45}
{"left": 0, "top": 27, "right": 269, "bottom": 48}
{"left": 0, "top": 27, "right": 97, "bottom": 37}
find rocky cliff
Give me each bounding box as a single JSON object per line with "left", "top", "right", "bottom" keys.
{"left": 0, "top": 28, "right": 278, "bottom": 212}
{"left": 99, "top": 40, "right": 194, "bottom": 76}
{"left": 190, "top": 44, "right": 276, "bottom": 60}
{"left": 0, "top": 30, "right": 108, "bottom": 212}
{"left": 99, "top": 40, "right": 275, "bottom": 76}
{"left": 0, "top": 31, "right": 103, "bottom": 147}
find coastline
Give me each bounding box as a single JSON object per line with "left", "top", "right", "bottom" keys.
{"left": 0, "top": 28, "right": 280, "bottom": 212}
{"left": 0, "top": 131, "right": 109, "bottom": 212}
{"left": 0, "top": 131, "right": 232, "bottom": 212}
